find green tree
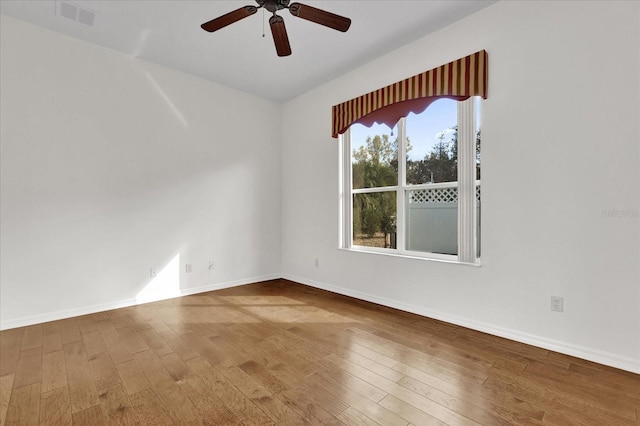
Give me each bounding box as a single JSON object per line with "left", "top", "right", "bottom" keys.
{"left": 352, "top": 134, "right": 398, "bottom": 246}
{"left": 352, "top": 134, "right": 397, "bottom": 188}
{"left": 409, "top": 125, "right": 481, "bottom": 184}
{"left": 424, "top": 128, "right": 457, "bottom": 183}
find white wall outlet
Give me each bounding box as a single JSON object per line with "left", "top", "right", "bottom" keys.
{"left": 185, "top": 263, "right": 192, "bottom": 273}
{"left": 150, "top": 268, "right": 157, "bottom": 278}
{"left": 551, "top": 296, "right": 564, "bottom": 312}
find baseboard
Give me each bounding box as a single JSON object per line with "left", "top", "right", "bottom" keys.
{"left": 282, "top": 273, "right": 640, "bottom": 374}
{"left": 0, "top": 273, "right": 281, "bottom": 331}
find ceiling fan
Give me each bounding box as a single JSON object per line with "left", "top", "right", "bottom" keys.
{"left": 201, "top": 0, "right": 351, "bottom": 57}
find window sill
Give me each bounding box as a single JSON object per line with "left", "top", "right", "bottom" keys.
{"left": 339, "top": 246, "right": 481, "bottom": 267}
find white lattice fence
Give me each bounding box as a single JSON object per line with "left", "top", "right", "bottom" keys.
{"left": 408, "top": 184, "right": 481, "bottom": 204}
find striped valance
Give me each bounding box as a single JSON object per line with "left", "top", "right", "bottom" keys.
{"left": 331, "top": 50, "right": 488, "bottom": 138}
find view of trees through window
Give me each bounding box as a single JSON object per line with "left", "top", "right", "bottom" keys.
{"left": 350, "top": 99, "right": 481, "bottom": 252}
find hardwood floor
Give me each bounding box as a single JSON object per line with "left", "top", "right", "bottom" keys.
{"left": 1, "top": 279, "right": 639, "bottom": 425}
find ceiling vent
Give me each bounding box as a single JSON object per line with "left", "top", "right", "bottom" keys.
{"left": 56, "top": 1, "right": 95, "bottom": 27}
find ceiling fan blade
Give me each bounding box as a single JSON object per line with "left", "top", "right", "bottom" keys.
{"left": 269, "top": 15, "right": 292, "bottom": 57}
{"left": 201, "top": 6, "right": 258, "bottom": 32}
{"left": 289, "top": 2, "right": 351, "bottom": 32}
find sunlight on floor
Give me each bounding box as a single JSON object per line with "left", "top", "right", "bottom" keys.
{"left": 136, "top": 253, "right": 181, "bottom": 304}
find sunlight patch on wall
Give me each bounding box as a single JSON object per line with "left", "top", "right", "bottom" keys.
{"left": 136, "top": 253, "right": 181, "bottom": 304}
{"left": 144, "top": 70, "right": 188, "bottom": 127}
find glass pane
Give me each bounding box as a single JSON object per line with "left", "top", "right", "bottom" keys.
{"left": 405, "top": 99, "right": 458, "bottom": 185}
{"left": 405, "top": 188, "right": 458, "bottom": 255}
{"left": 352, "top": 192, "right": 397, "bottom": 249}
{"left": 351, "top": 123, "right": 398, "bottom": 189}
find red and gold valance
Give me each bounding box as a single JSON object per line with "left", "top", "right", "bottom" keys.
{"left": 331, "top": 50, "right": 488, "bottom": 138}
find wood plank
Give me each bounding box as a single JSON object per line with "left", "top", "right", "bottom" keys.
{"left": 133, "top": 350, "right": 175, "bottom": 388}
{"left": 118, "top": 326, "right": 150, "bottom": 355}
{"left": 337, "top": 406, "right": 384, "bottom": 426}
{"left": 319, "top": 356, "right": 480, "bottom": 426}
{"left": 41, "top": 330, "right": 63, "bottom": 355}
{"left": 276, "top": 385, "right": 346, "bottom": 425}
{"left": 308, "top": 368, "right": 387, "bottom": 405}
{"left": 63, "top": 340, "right": 99, "bottom": 413}
{"left": 525, "top": 359, "right": 640, "bottom": 415}
{"left": 97, "top": 383, "right": 140, "bottom": 424}
{"left": 238, "top": 359, "right": 288, "bottom": 395}
{"left": 159, "top": 330, "right": 199, "bottom": 362}
{"left": 178, "top": 331, "right": 226, "bottom": 366}
{"left": 127, "top": 388, "right": 174, "bottom": 425}
{"left": 13, "top": 347, "right": 42, "bottom": 389}
{"left": 4, "top": 382, "right": 40, "bottom": 425}
{"left": 186, "top": 357, "right": 277, "bottom": 426}
{"left": 76, "top": 315, "right": 98, "bottom": 335}
{"left": 281, "top": 381, "right": 349, "bottom": 417}
{"left": 20, "top": 325, "right": 42, "bottom": 351}
{"left": 137, "top": 328, "right": 173, "bottom": 357}
{"left": 0, "top": 373, "right": 15, "bottom": 425}
{"left": 378, "top": 395, "right": 447, "bottom": 426}
{"left": 134, "top": 350, "right": 203, "bottom": 424}
{"left": 41, "top": 350, "right": 67, "bottom": 393}
{"left": 108, "top": 310, "right": 135, "bottom": 329}
{"left": 160, "top": 352, "right": 241, "bottom": 425}
{"left": 59, "top": 319, "right": 81, "bottom": 344}
{"left": 152, "top": 381, "right": 203, "bottom": 425}
{"left": 99, "top": 322, "right": 134, "bottom": 365}
{"left": 72, "top": 405, "right": 107, "bottom": 425}
{"left": 566, "top": 361, "right": 640, "bottom": 397}
{"left": 483, "top": 370, "right": 638, "bottom": 425}
{"left": 90, "top": 351, "right": 121, "bottom": 390}
{"left": 82, "top": 329, "right": 107, "bottom": 360}
{"left": 393, "top": 363, "right": 545, "bottom": 423}
{"left": 216, "top": 359, "right": 312, "bottom": 425}
{"left": 39, "top": 387, "right": 72, "bottom": 425}
{"left": 115, "top": 359, "right": 151, "bottom": 395}
{"left": 398, "top": 375, "right": 529, "bottom": 425}
{"left": 347, "top": 327, "right": 489, "bottom": 386}
{"left": 325, "top": 351, "right": 405, "bottom": 382}
{"left": 0, "top": 328, "right": 23, "bottom": 376}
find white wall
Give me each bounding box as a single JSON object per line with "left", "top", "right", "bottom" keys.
{"left": 281, "top": 1, "right": 640, "bottom": 373}
{"left": 0, "top": 15, "right": 282, "bottom": 328}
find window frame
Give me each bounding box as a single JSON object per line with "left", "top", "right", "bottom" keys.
{"left": 339, "top": 97, "right": 481, "bottom": 265}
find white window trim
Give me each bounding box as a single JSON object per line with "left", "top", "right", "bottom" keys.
{"left": 457, "top": 99, "right": 477, "bottom": 264}
{"left": 339, "top": 98, "right": 481, "bottom": 265}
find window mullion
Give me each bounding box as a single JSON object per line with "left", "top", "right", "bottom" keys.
{"left": 396, "top": 118, "right": 407, "bottom": 252}
{"left": 341, "top": 129, "right": 352, "bottom": 249}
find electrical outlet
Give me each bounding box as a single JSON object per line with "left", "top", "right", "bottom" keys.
{"left": 185, "top": 263, "right": 192, "bottom": 273}
{"left": 551, "top": 296, "right": 564, "bottom": 312}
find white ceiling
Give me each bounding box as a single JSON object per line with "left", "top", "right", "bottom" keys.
{"left": 0, "top": 0, "right": 495, "bottom": 102}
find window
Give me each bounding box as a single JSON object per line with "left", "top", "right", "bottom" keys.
{"left": 340, "top": 97, "right": 481, "bottom": 263}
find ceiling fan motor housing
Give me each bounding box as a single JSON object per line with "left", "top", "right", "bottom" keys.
{"left": 256, "top": 0, "right": 290, "bottom": 14}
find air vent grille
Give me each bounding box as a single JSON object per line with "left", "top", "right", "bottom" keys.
{"left": 56, "top": 1, "right": 95, "bottom": 27}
